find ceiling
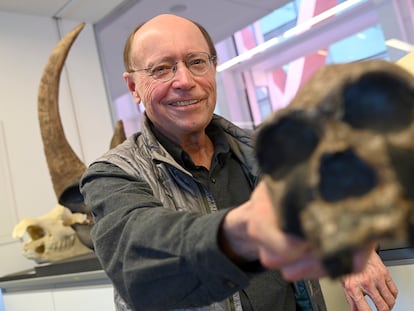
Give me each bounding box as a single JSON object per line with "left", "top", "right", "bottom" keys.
{"left": 0, "top": 0, "right": 288, "bottom": 99}
{"left": 0, "top": 0, "right": 123, "bottom": 23}
{"left": 0, "top": 0, "right": 286, "bottom": 29}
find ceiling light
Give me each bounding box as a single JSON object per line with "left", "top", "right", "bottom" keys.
{"left": 217, "top": 0, "right": 365, "bottom": 72}
{"left": 386, "top": 39, "right": 414, "bottom": 52}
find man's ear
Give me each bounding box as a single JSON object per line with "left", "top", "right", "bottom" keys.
{"left": 123, "top": 72, "right": 141, "bottom": 103}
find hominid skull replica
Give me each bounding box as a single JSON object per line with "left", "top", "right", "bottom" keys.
{"left": 256, "top": 58, "right": 414, "bottom": 278}
{"left": 12, "top": 204, "right": 92, "bottom": 263}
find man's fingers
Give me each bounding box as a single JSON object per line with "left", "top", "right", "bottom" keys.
{"left": 343, "top": 290, "right": 372, "bottom": 311}
{"left": 376, "top": 277, "right": 398, "bottom": 309}
{"left": 279, "top": 256, "right": 327, "bottom": 281}
{"left": 257, "top": 242, "right": 307, "bottom": 269}
{"left": 385, "top": 276, "right": 399, "bottom": 298}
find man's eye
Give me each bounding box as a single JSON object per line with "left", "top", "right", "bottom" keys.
{"left": 150, "top": 65, "right": 172, "bottom": 75}
{"left": 190, "top": 58, "right": 206, "bottom": 66}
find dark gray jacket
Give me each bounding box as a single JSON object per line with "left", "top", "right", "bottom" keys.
{"left": 80, "top": 114, "right": 297, "bottom": 311}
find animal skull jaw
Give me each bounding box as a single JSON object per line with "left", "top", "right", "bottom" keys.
{"left": 13, "top": 204, "right": 92, "bottom": 263}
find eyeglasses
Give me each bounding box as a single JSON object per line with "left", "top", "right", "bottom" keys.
{"left": 129, "top": 52, "right": 217, "bottom": 82}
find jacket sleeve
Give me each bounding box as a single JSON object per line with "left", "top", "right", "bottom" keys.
{"left": 80, "top": 161, "right": 250, "bottom": 310}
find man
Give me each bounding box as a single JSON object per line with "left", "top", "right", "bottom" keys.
{"left": 80, "top": 14, "right": 398, "bottom": 311}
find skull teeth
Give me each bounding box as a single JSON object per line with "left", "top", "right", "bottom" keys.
{"left": 46, "top": 235, "right": 76, "bottom": 252}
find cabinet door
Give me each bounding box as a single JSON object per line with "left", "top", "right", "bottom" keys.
{"left": 53, "top": 285, "right": 116, "bottom": 311}
{"left": 3, "top": 290, "right": 55, "bottom": 311}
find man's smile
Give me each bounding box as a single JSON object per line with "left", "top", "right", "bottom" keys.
{"left": 169, "top": 99, "right": 200, "bottom": 107}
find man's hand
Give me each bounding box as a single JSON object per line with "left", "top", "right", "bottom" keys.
{"left": 220, "top": 181, "right": 326, "bottom": 279}
{"left": 341, "top": 249, "right": 398, "bottom": 311}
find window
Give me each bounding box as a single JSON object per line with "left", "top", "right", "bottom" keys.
{"left": 215, "top": 0, "right": 414, "bottom": 128}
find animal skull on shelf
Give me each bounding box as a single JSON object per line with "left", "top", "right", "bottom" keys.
{"left": 255, "top": 58, "right": 414, "bottom": 278}
{"left": 12, "top": 204, "right": 92, "bottom": 263}
{"left": 36, "top": 23, "right": 126, "bottom": 251}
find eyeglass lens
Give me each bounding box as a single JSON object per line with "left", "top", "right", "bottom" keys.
{"left": 147, "top": 52, "right": 214, "bottom": 82}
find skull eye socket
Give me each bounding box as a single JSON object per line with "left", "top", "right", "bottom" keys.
{"left": 319, "top": 149, "right": 378, "bottom": 202}
{"left": 27, "top": 225, "right": 46, "bottom": 240}
{"left": 342, "top": 73, "right": 414, "bottom": 132}
{"left": 256, "top": 112, "right": 321, "bottom": 180}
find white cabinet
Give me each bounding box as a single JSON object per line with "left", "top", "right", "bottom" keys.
{"left": 4, "top": 290, "right": 55, "bottom": 311}
{"left": 53, "top": 285, "right": 115, "bottom": 311}
{"left": 4, "top": 284, "right": 115, "bottom": 311}
{"left": 1, "top": 269, "right": 115, "bottom": 311}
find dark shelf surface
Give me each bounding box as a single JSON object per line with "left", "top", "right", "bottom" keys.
{"left": 0, "top": 252, "right": 101, "bottom": 282}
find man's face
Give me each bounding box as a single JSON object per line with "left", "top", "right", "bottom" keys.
{"left": 127, "top": 15, "right": 217, "bottom": 144}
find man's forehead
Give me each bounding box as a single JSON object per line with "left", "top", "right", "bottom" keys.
{"left": 132, "top": 16, "right": 208, "bottom": 57}
{"left": 144, "top": 14, "right": 192, "bottom": 26}
{"left": 136, "top": 14, "right": 199, "bottom": 38}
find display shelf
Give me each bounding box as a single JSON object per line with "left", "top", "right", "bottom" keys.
{"left": 0, "top": 254, "right": 110, "bottom": 293}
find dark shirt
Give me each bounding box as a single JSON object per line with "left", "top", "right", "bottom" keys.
{"left": 152, "top": 122, "right": 252, "bottom": 209}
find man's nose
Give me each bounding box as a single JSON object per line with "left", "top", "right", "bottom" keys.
{"left": 172, "top": 62, "right": 195, "bottom": 87}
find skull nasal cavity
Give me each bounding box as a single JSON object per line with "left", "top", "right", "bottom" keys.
{"left": 319, "top": 149, "right": 377, "bottom": 202}
{"left": 256, "top": 114, "right": 320, "bottom": 179}
{"left": 343, "top": 73, "right": 414, "bottom": 132}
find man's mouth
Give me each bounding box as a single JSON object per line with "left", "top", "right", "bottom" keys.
{"left": 170, "top": 99, "right": 199, "bottom": 107}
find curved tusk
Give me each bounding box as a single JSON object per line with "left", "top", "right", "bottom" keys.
{"left": 37, "top": 23, "right": 86, "bottom": 206}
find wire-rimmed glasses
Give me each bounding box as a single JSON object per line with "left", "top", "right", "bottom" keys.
{"left": 129, "top": 52, "right": 217, "bottom": 82}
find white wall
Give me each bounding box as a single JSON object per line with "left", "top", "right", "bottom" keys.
{"left": 0, "top": 11, "right": 113, "bottom": 277}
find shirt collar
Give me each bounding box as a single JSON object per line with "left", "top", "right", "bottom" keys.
{"left": 150, "top": 121, "right": 230, "bottom": 169}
